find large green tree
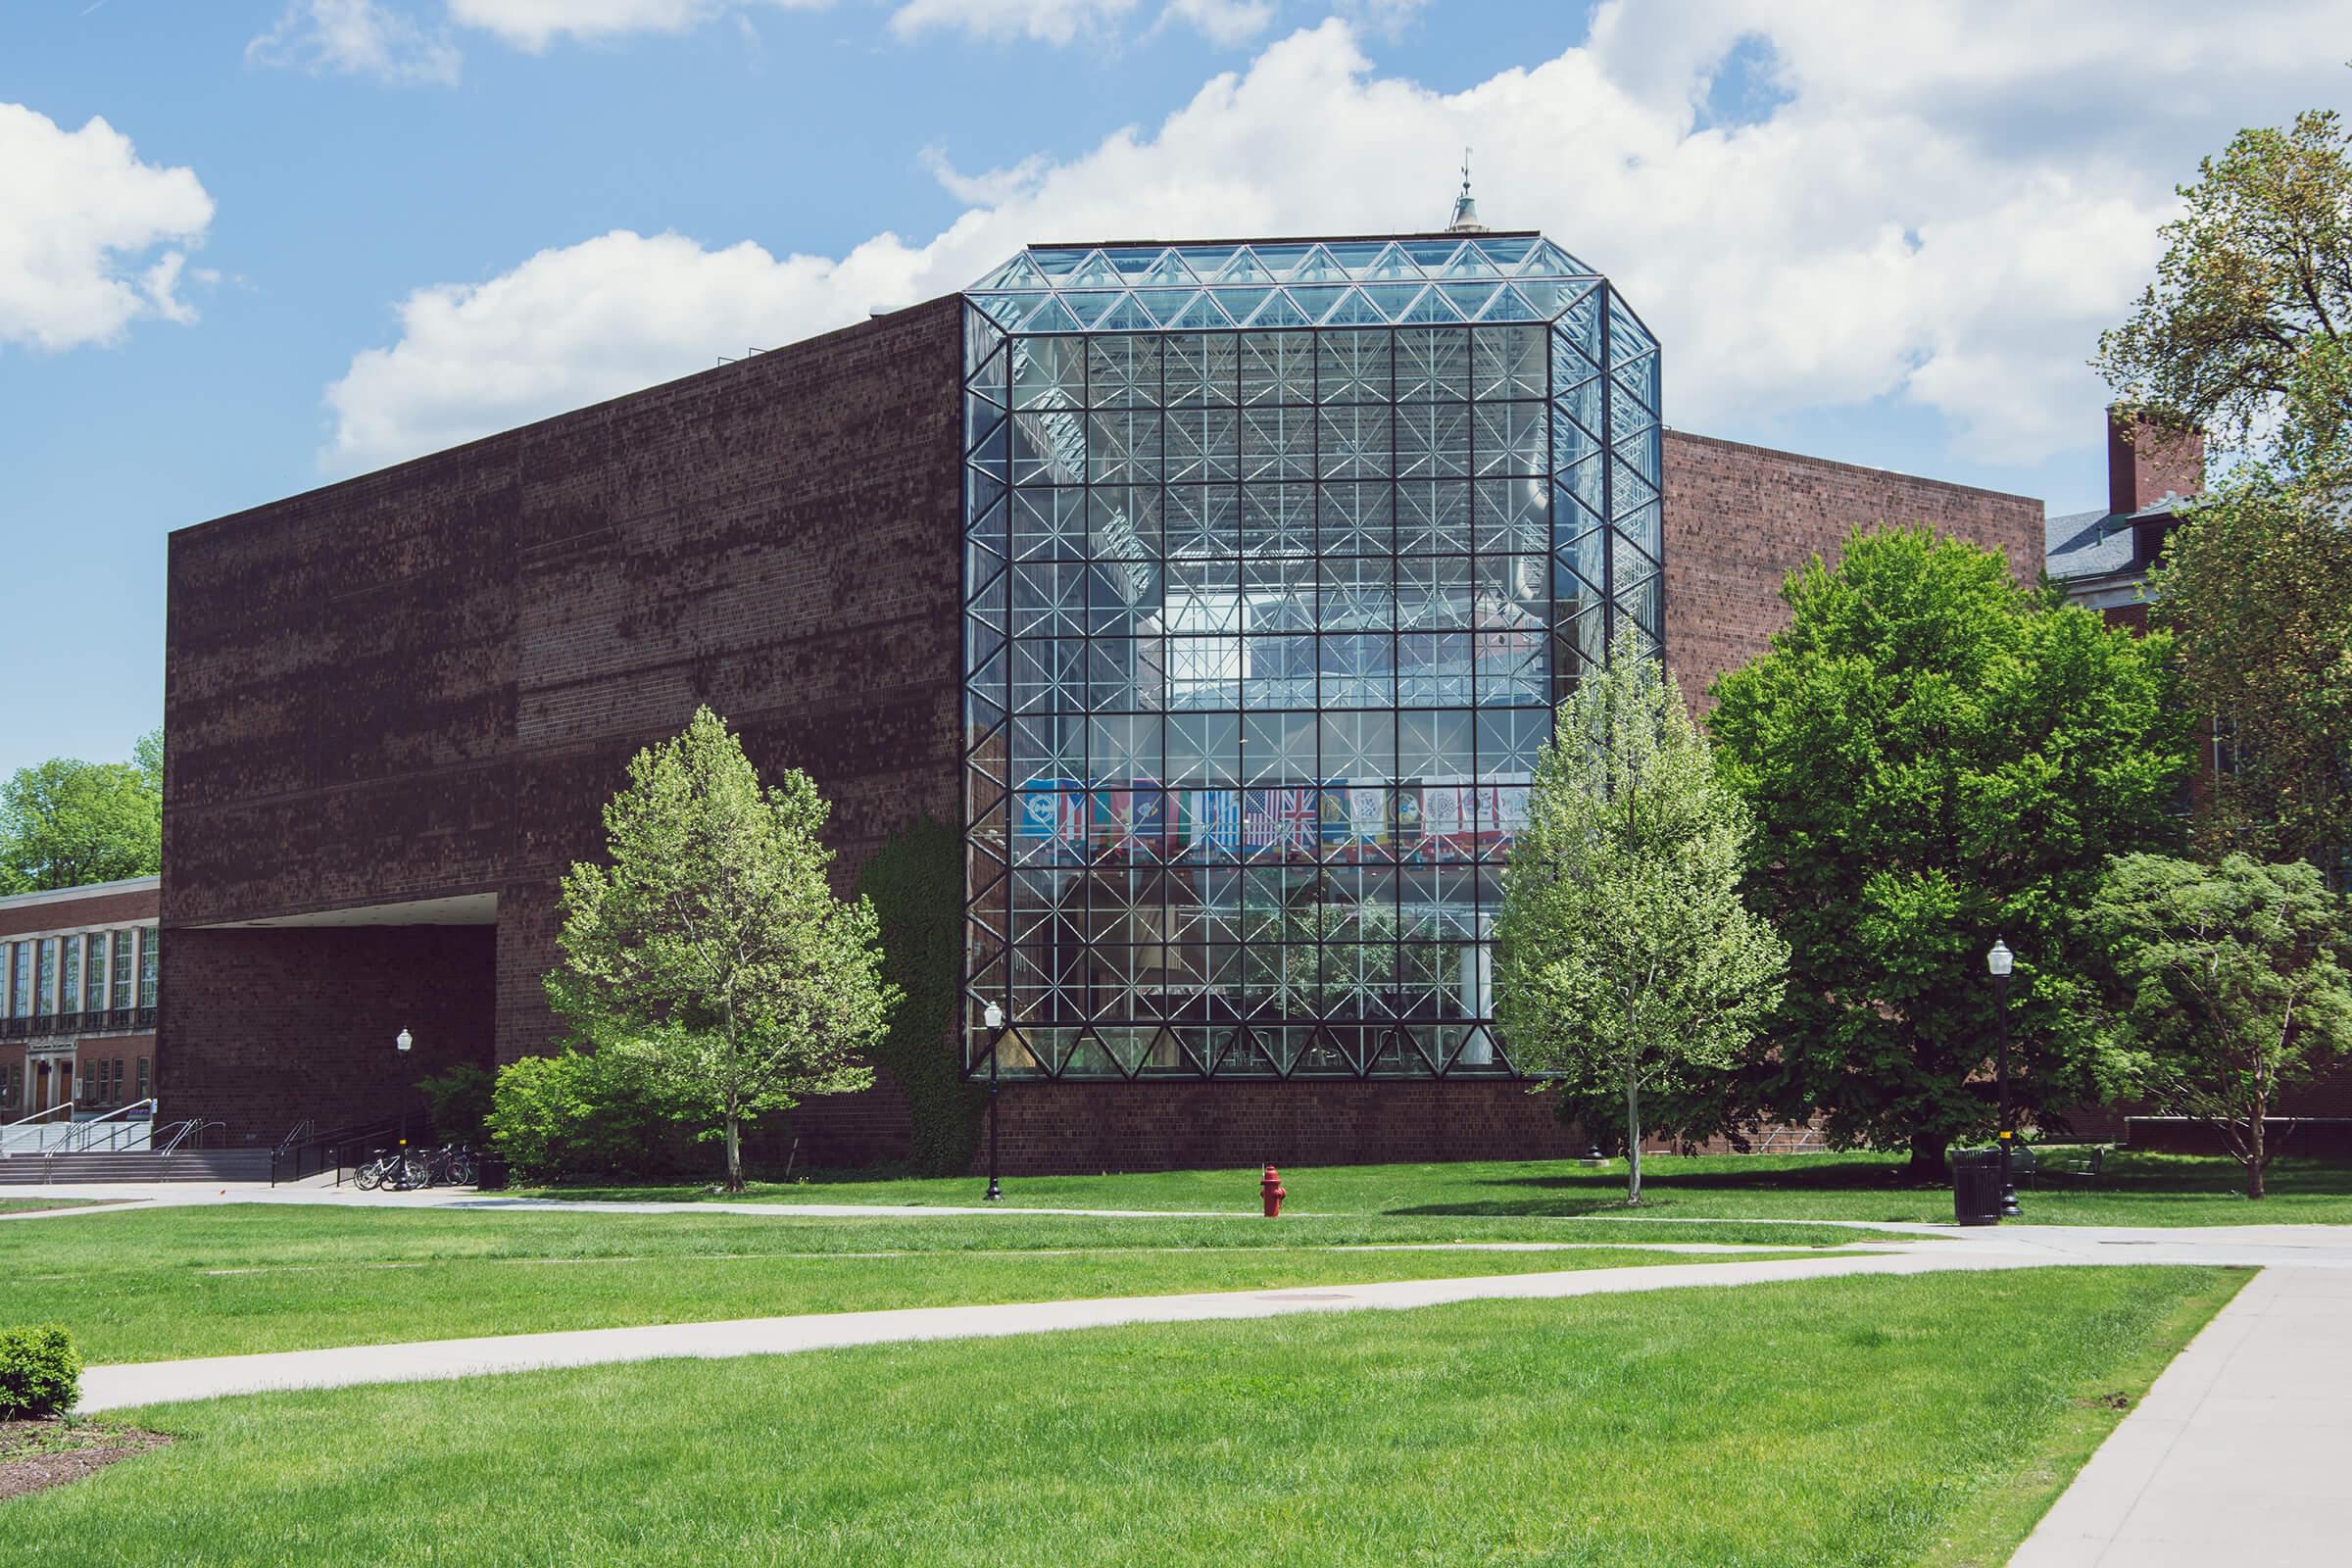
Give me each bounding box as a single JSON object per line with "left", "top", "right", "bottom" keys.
{"left": 0, "top": 730, "right": 164, "bottom": 893}
{"left": 2088, "top": 853, "right": 2352, "bottom": 1199}
{"left": 547, "top": 708, "right": 896, "bottom": 1191}
{"left": 2093, "top": 101, "right": 2352, "bottom": 879}
{"left": 1710, "top": 527, "right": 2192, "bottom": 1176}
{"left": 2093, "top": 104, "right": 2352, "bottom": 473}
{"left": 1495, "top": 632, "right": 1788, "bottom": 1204}
{"left": 2146, "top": 472, "right": 2352, "bottom": 876}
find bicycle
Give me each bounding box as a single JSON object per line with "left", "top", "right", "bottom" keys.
{"left": 354, "top": 1147, "right": 430, "bottom": 1192}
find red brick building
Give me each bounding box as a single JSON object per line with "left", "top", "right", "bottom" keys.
{"left": 0, "top": 877, "right": 160, "bottom": 1125}
{"left": 162, "top": 233, "right": 2042, "bottom": 1167}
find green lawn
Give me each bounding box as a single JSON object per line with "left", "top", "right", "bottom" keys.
{"left": 0, "top": 1205, "right": 1871, "bottom": 1364}
{"left": 2, "top": 1267, "right": 2242, "bottom": 1566}
{"left": 548, "top": 1149, "right": 2352, "bottom": 1226}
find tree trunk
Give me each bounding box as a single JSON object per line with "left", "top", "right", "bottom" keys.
{"left": 1625, "top": 1069, "right": 1643, "bottom": 1207}
{"left": 2245, "top": 1088, "right": 2267, "bottom": 1201}
{"left": 724, "top": 1111, "right": 744, "bottom": 1194}
{"left": 1906, "top": 1130, "right": 1947, "bottom": 1185}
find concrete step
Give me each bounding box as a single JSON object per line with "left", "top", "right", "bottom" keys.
{"left": 0, "top": 1150, "right": 273, "bottom": 1184}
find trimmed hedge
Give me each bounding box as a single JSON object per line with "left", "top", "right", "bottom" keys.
{"left": 0, "top": 1324, "right": 80, "bottom": 1418}
{"left": 856, "top": 815, "right": 982, "bottom": 1175}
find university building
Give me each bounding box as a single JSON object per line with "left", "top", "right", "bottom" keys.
{"left": 160, "top": 219, "right": 2042, "bottom": 1168}
{"left": 0, "top": 878, "right": 161, "bottom": 1121}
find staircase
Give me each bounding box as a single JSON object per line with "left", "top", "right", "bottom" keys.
{"left": 0, "top": 1147, "right": 273, "bottom": 1185}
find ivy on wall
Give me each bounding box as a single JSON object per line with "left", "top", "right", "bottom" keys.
{"left": 856, "top": 815, "right": 983, "bottom": 1174}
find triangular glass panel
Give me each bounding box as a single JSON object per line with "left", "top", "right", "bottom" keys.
{"left": 1404, "top": 238, "right": 1463, "bottom": 270}
{"left": 1166, "top": 290, "right": 1235, "bottom": 328}
{"left": 1323, "top": 287, "right": 1388, "bottom": 326}
{"left": 1134, "top": 289, "right": 1198, "bottom": 327}
{"left": 1064, "top": 250, "right": 1122, "bottom": 288}
{"left": 1358, "top": 282, "right": 1423, "bottom": 319}
{"left": 1179, "top": 245, "right": 1238, "bottom": 276}
{"left": 1363, "top": 241, "right": 1423, "bottom": 281}
{"left": 1290, "top": 244, "right": 1348, "bottom": 284}
{"left": 1213, "top": 248, "right": 1273, "bottom": 284}
{"left": 1062, "top": 292, "right": 1129, "bottom": 329}
{"left": 1020, "top": 297, "right": 1084, "bottom": 334}
{"left": 1520, "top": 240, "right": 1581, "bottom": 276}
{"left": 1481, "top": 284, "right": 1544, "bottom": 321}
{"left": 1439, "top": 245, "right": 1502, "bottom": 279}
{"left": 1326, "top": 239, "right": 1384, "bottom": 271}
{"left": 975, "top": 252, "right": 1050, "bottom": 290}
{"left": 1246, "top": 290, "right": 1315, "bottom": 327}
{"left": 1397, "top": 285, "right": 1462, "bottom": 323}
{"left": 1553, "top": 289, "right": 1604, "bottom": 369}
{"left": 1439, "top": 282, "right": 1503, "bottom": 319}
{"left": 1027, "top": 247, "right": 1090, "bottom": 279}
{"left": 1284, "top": 283, "right": 1351, "bottom": 323}
{"left": 1091, "top": 293, "right": 1160, "bottom": 331}
{"left": 1213, "top": 286, "right": 1274, "bottom": 323}
{"left": 1476, "top": 235, "right": 1537, "bottom": 268}
{"left": 1136, "top": 250, "right": 1198, "bottom": 286}
{"left": 967, "top": 291, "right": 1054, "bottom": 331}
{"left": 1251, "top": 242, "right": 1313, "bottom": 280}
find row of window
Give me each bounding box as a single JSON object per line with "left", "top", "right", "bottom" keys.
{"left": 0, "top": 1055, "right": 149, "bottom": 1110}
{"left": 3, "top": 926, "right": 158, "bottom": 1022}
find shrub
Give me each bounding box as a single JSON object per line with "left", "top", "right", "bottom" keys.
{"left": 0, "top": 1324, "right": 81, "bottom": 1418}
{"left": 414, "top": 1061, "right": 495, "bottom": 1146}
{"left": 856, "top": 816, "right": 982, "bottom": 1175}
{"left": 485, "top": 1049, "right": 692, "bottom": 1184}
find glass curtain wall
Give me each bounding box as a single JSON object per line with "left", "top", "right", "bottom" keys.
{"left": 960, "top": 236, "right": 1661, "bottom": 1080}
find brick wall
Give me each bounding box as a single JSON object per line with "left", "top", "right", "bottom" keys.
{"left": 1661, "top": 431, "right": 2045, "bottom": 708}
{"left": 0, "top": 885, "right": 158, "bottom": 941}
{"left": 984, "top": 1080, "right": 1584, "bottom": 1174}
{"left": 160, "top": 926, "right": 494, "bottom": 1142}
{"left": 164, "top": 298, "right": 966, "bottom": 1136}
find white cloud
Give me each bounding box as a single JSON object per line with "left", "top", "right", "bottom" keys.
{"left": 0, "top": 104, "right": 215, "bottom": 353}
{"left": 449, "top": 0, "right": 829, "bottom": 51}
{"left": 247, "top": 0, "right": 464, "bottom": 87}
{"left": 888, "top": 0, "right": 1138, "bottom": 45}
{"left": 1162, "top": 0, "right": 1275, "bottom": 44}
{"left": 321, "top": 4, "right": 2352, "bottom": 471}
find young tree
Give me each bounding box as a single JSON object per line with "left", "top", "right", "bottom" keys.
{"left": 1710, "top": 527, "right": 2192, "bottom": 1177}
{"left": 2089, "top": 854, "right": 2352, "bottom": 1199}
{"left": 547, "top": 708, "right": 897, "bottom": 1191}
{"left": 1494, "top": 631, "right": 1788, "bottom": 1205}
{"left": 0, "top": 753, "right": 162, "bottom": 892}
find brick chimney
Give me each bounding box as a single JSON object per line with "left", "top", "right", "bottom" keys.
{"left": 2107, "top": 406, "right": 2205, "bottom": 516}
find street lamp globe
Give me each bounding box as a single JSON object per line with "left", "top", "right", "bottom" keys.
{"left": 982, "top": 1002, "right": 1004, "bottom": 1032}
{"left": 396, "top": 1028, "right": 413, "bottom": 1053}
{"left": 1986, "top": 939, "right": 2013, "bottom": 978}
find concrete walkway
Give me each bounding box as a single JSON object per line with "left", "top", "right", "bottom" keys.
{"left": 2010, "top": 1262, "right": 2352, "bottom": 1567}
{"left": 74, "top": 1242, "right": 2043, "bottom": 1413}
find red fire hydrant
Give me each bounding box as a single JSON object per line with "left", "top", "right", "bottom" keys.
{"left": 1260, "top": 1163, "right": 1287, "bottom": 1218}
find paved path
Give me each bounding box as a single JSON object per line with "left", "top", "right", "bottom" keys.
{"left": 2010, "top": 1261, "right": 2352, "bottom": 1567}
{"left": 74, "top": 1243, "right": 2040, "bottom": 1413}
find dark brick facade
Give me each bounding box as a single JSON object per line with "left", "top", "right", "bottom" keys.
{"left": 1660, "top": 431, "right": 2045, "bottom": 708}
{"left": 164, "top": 298, "right": 967, "bottom": 1140}
{"left": 164, "top": 295, "right": 2054, "bottom": 1168}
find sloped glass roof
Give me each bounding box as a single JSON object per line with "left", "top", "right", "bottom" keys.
{"left": 963, "top": 235, "right": 1605, "bottom": 335}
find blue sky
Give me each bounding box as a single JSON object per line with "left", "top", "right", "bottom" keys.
{"left": 4, "top": 0, "right": 2349, "bottom": 780}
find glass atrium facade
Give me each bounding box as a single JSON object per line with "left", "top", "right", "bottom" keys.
{"left": 959, "top": 234, "right": 1662, "bottom": 1080}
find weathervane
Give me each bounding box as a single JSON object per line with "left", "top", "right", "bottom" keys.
{"left": 1447, "top": 146, "right": 1490, "bottom": 234}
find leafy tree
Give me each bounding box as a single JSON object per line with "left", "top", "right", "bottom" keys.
{"left": 414, "top": 1062, "right": 496, "bottom": 1147}
{"left": 2088, "top": 853, "right": 2352, "bottom": 1199}
{"left": 1495, "top": 631, "right": 1788, "bottom": 1204}
{"left": 1709, "top": 526, "right": 2192, "bottom": 1177}
{"left": 2093, "top": 104, "right": 2352, "bottom": 474}
{"left": 546, "top": 708, "right": 896, "bottom": 1191}
{"left": 0, "top": 748, "right": 162, "bottom": 893}
{"left": 2146, "top": 471, "right": 2352, "bottom": 877}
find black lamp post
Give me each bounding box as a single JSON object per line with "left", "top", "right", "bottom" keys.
{"left": 395, "top": 1027, "right": 413, "bottom": 1151}
{"left": 982, "top": 1002, "right": 1004, "bottom": 1203}
{"left": 1985, "top": 941, "right": 2021, "bottom": 1219}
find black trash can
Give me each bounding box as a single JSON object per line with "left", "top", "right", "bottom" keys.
{"left": 474, "top": 1152, "right": 509, "bottom": 1192}
{"left": 1952, "top": 1148, "right": 2002, "bottom": 1226}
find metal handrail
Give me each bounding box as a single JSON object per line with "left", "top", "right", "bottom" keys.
{"left": 54, "top": 1099, "right": 160, "bottom": 1155}
{"left": 3, "top": 1102, "right": 74, "bottom": 1131}
{"left": 152, "top": 1118, "right": 214, "bottom": 1157}
{"left": 274, "top": 1116, "right": 397, "bottom": 1187}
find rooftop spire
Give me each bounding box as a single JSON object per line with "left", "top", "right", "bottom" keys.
{"left": 1446, "top": 147, "right": 1489, "bottom": 234}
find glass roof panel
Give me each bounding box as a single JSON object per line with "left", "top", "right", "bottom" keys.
{"left": 963, "top": 234, "right": 1614, "bottom": 334}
